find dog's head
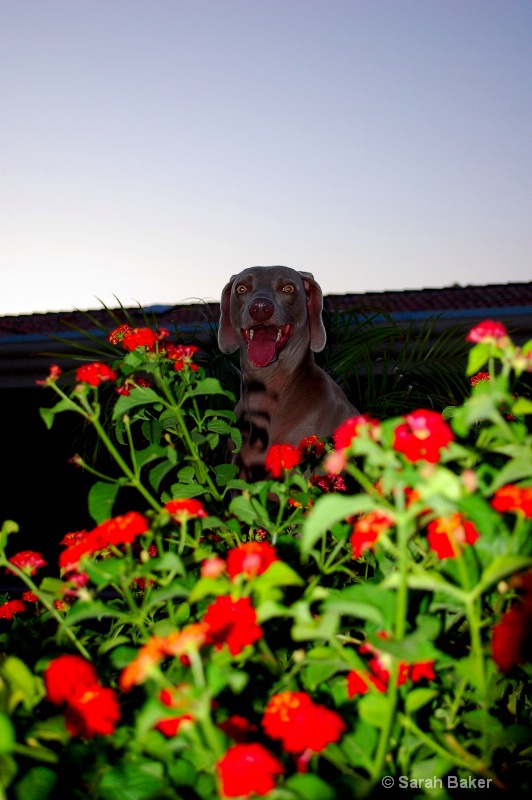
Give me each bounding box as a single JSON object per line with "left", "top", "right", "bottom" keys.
{"left": 218, "top": 266, "right": 326, "bottom": 367}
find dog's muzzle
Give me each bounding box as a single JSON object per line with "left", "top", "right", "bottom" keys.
{"left": 242, "top": 324, "right": 293, "bottom": 368}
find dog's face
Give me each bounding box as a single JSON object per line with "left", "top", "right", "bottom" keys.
{"left": 218, "top": 266, "right": 326, "bottom": 366}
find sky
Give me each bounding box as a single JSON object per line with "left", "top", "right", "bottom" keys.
{"left": 1, "top": 0, "right": 531, "bottom": 316}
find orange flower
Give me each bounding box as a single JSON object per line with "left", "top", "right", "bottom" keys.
{"left": 262, "top": 691, "right": 346, "bottom": 753}
{"left": 426, "top": 513, "right": 479, "bottom": 559}
{"left": 163, "top": 622, "right": 210, "bottom": 658}
{"left": 350, "top": 510, "right": 394, "bottom": 558}
{"left": 118, "top": 636, "right": 168, "bottom": 692}
{"left": 226, "top": 542, "right": 279, "bottom": 580}
{"left": 491, "top": 485, "right": 532, "bottom": 518}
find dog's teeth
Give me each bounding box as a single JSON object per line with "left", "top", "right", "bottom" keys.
{"left": 249, "top": 329, "right": 254, "bottom": 340}
{"left": 276, "top": 328, "right": 282, "bottom": 342}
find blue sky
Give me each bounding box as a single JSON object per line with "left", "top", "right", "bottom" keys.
{"left": 1, "top": 0, "right": 530, "bottom": 315}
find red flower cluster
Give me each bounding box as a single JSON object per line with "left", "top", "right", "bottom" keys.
{"left": 350, "top": 510, "right": 395, "bottom": 558}
{"left": 426, "top": 513, "right": 479, "bottom": 559}
{"left": 298, "top": 435, "right": 326, "bottom": 458}
{"left": 36, "top": 364, "right": 62, "bottom": 386}
{"left": 226, "top": 541, "right": 279, "bottom": 580}
{"left": 264, "top": 443, "right": 301, "bottom": 478}
{"left": 470, "top": 371, "right": 491, "bottom": 386}
{"left": 466, "top": 320, "right": 508, "bottom": 346}
{"left": 492, "top": 571, "right": 532, "bottom": 672}
{"left": 203, "top": 596, "right": 263, "bottom": 656}
{"left": 262, "top": 690, "right": 346, "bottom": 753}
{"left": 75, "top": 362, "right": 117, "bottom": 387}
{"left": 347, "top": 635, "right": 436, "bottom": 696}
{"left": 0, "top": 599, "right": 26, "bottom": 620}
{"left": 165, "top": 343, "right": 200, "bottom": 371}
{"left": 393, "top": 409, "right": 454, "bottom": 463}
{"left": 324, "top": 414, "right": 381, "bottom": 473}
{"left": 216, "top": 743, "right": 284, "bottom": 797}
{"left": 154, "top": 686, "right": 194, "bottom": 737}
{"left": 59, "top": 511, "right": 149, "bottom": 572}
{"left": 44, "top": 654, "right": 120, "bottom": 738}
{"left": 310, "top": 473, "right": 346, "bottom": 493}
{"left": 164, "top": 497, "right": 208, "bottom": 523}
{"left": 6, "top": 550, "right": 47, "bottom": 576}
{"left": 491, "top": 484, "right": 532, "bottom": 518}
{"left": 116, "top": 376, "right": 151, "bottom": 396}
{"left": 217, "top": 714, "right": 257, "bottom": 743}
{"left": 108, "top": 324, "right": 170, "bottom": 352}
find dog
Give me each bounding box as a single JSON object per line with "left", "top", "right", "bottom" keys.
{"left": 218, "top": 266, "right": 358, "bottom": 480}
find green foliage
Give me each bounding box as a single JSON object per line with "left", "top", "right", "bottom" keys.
{"left": 0, "top": 315, "right": 531, "bottom": 798}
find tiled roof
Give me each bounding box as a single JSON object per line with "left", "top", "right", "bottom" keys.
{"left": 1, "top": 281, "right": 531, "bottom": 340}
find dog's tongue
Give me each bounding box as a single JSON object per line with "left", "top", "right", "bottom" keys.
{"left": 248, "top": 326, "right": 278, "bottom": 368}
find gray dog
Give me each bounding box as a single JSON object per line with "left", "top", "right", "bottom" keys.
{"left": 218, "top": 266, "right": 358, "bottom": 480}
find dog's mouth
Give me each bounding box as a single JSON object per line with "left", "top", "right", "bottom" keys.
{"left": 242, "top": 324, "right": 293, "bottom": 368}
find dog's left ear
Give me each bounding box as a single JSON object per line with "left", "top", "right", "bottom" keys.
{"left": 218, "top": 276, "right": 240, "bottom": 353}
{"left": 299, "top": 272, "right": 327, "bottom": 353}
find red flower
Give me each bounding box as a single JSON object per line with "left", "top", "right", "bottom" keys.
{"left": 0, "top": 599, "right": 26, "bottom": 619}
{"left": 226, "top": 542, "right": 279, "bottom": 580}
{"left": 359, "top": 636, "right": 436, "bottom": 688}
{"left": 216, "top": 743, "right": 284, "bottom": 797}
{"left": 200, "top": 556, "right": 226, "bottom": 579}
{"left": 492, "top": 594, "right": 532, "bottom": 673}
{"left": 121, "top": 327, "right": 159, "bottom": 351}
{"left": 166, "top": 343, "right": 200, "bottom": 371}
{"left": 108, "top": 324, "right": 133, "bottom": 344}
{"left": 262, "top": 691, "right": 346, "bottom": 753}
{"left": 217, "top": 715, "right": 257, "bottom": 743}
{"left": 264, "top": 443, "right": 301, "bottom": 478}
{"left": 298, "top": 435, "right": 326, "bottom": 458}
{"left": 36, "top": 364, "right": 61, "bottom": 386}
{"left": 332, "top": 414, "right": 382, "bottom": 451}
{"left": 350, "top": 510, "right": 394, "bottom": 558}
{"left": 426, "top": 513, "right": 479, "bottom": 559}
{"left": 76, "top": 362, "right": 117, "bottom": 387}
{"left": 204, "top": 596, "right": 263, "bottom": 656}
{"left": 59, "top": 512, "right": 149, "bottom": 572}
{"left": 466, "top": 320, "right": 508, "bottom": 346}
{"left": 393, "top": 409, "right": 454, "bottom": 463}
{"left": 6, "top": 550, "right": 47, "bottom": 576}
{"left": 21, "top": 591, "right": 39, "bottom": 603}
{"left": 64, "top": 685, "right": 121, "bottom": 738}
{"left": 346, "top": 669, "right": 387, "bottom": 697}
{"left": 491, "top": 485, "right": 532, "bottom": 518}
{"left": 154, "top": 686, "right": 194, "bottom": 737}
{"left": 310, "top": 473, "right": 347, "bottom": 493}
{"left": 44, "top": 654, "right": 100, "bottom": 706}
{"left": 164, "top": 498, "right": 208, "bottom": 523}
{"left": 470, "top": 371, "right": 491, "bottom": 386}
{"left": 116, "top": 376, "right": 151, "bottom": 396}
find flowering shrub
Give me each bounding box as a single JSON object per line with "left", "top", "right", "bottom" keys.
{"left": 1, "top": 318, "right": 532, "bottom": 799}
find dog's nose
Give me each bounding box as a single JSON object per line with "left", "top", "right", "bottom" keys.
{"left": 249, "top": 298, "right": 274, "bottom": 322}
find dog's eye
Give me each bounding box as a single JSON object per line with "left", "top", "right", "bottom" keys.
{"left": 282, "top": 284, "right": 295, "bottom": 293}
{"left": 235, "top": 284, "right": 247, "bottom": 294}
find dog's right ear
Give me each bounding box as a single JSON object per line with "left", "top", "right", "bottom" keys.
{"left": 218, "top": 276, "right": 240, "bottom": 353}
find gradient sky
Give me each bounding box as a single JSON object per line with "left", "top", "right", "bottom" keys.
{"left": 1, "top": 0, "right": 531, "bottom": 315}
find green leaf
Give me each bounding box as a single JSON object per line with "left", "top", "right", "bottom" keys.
{"left": 112, "top": 387, "right": 164, "bottom": 420}
{"left": 39, "top": 398, "right": 78, "bottom": 429}
{"left": 142, "top": 580, "right": 190, "bottom": 611}
{"left": 466, "top": 343, "right": 491, "bottom": 376}
{"left": 0, "top": 713, "right": 15, "bottom": 755}
{"left": 0, "top": 520, "right": 18, "bottom": 549}
{"left": 62, "top": 599, "right": 126, "bottom": 627}
{"left": 301, "top": 494, "right": 375, "bottom": 556}
{"left": 88, "top": 481, "right": 121, "bottom": 524}
{"left": 488, "top": 457, "right": 532, "bottom": 491}
{"left": 13, "top": 767, "right": 58, "bottom": 800}
{"left": 513, "top": 397, "right": 532, "bottom": 415}
{"left": 472, "top": 555, "right": 532, "bottom": 599}
{"left": 0, "top": 656, "right": 45, "bottom": 713}
{"left": 214, "top": 463, "right": 239, "bottom": 486}
{"left": 358, "top": 693, "right": 390, "bottom": 728}
{"left": 98, "top": 762, "right": 165, "bottom": 800}
{"left": 404, "top": 687, "right": 439, "bottom": 714}
{"left": 323, "top": 584, "right": 397, "bottom": 629}
{"left": 187, "top": 377, "right": 233, "bottom": 398}
{"left": 285, "top": 773, "right": 336, "bottom": 800}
